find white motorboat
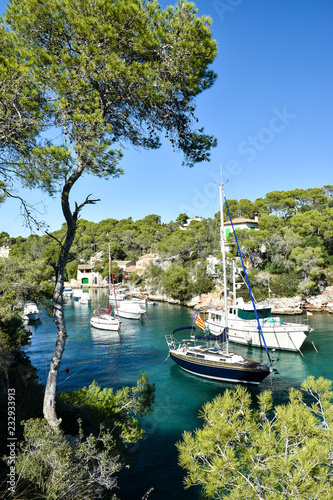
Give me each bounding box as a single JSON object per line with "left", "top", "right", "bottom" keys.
{"left": 126, "top": 297, "right": 147, "bottom": 306}
{"left": 206, "top": 246, "right": 313, "bottom": 352}
{"left": 115, "top": 302, "right": 146, "bottom": 320}
{"left": 23, "top": 301, "right": 41, "bottom": 321}
{"left": 206, "top": 298, "right": 312, "bottom": 352}
{"left": 73, "top": 289, "right": 91, "bottom": 303}
{"left": 79, "top": 292, "right": 91, "bottom": 304}
{"left": 90, "top": 306, "right": 121, "bottom": 331}
{"left": 63, "top": 286, "right": 73, "bottom": 297}
{"left": 73, "top": 289, "right": 83, "bottom": 301}
{"left": 109, "top": 292, "right": 128, "bottom": 303}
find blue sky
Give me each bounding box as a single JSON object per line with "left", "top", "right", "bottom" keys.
{"left": 1, "top": 0, "right": 332, "bottom": 237}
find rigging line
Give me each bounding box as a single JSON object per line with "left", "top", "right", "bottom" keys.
{"left": 223, "top": 194, "right": 272, "bottom": 366}
{"left": 285, "top": 330, "right": 307, "bottom": 358}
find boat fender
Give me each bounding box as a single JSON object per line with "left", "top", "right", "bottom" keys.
{"left": 245, "top": 333, "right": 252, "bottom": 345}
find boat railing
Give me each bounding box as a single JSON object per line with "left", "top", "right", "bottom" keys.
{"left": 261, "top": 316, "right": 310, "bottom": 327}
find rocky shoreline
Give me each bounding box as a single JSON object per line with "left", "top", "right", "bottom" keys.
{"left": 145, "top": 286, "right": 333, "bottom": 315}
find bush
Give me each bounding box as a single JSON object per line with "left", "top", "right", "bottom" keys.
{"left": 11, "top": 418, "right": 121, "bottom": 499}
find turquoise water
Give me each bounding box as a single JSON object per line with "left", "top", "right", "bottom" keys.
{"left": 24, "top": 289, "right": 333, "bottom": 499}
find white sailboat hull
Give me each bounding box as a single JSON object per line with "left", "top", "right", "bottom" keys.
{"left": 90, "top": 314, "right": 120, "bottom": 331}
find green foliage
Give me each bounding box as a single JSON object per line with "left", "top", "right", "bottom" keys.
{"left": 176, "top": 213, "right": 189, "bottom": 225}
{"left": 5, "top": 374, "right": 154, "bottom": 498}
{"left": 0, "top": 256, "right": 53, "bottom": 350}
{"left": 57, "top": 374, "right": 155, "bottom": 446}
{"left": 269, "top": 270, "right": 301, "bottom": 298}
{"left": 289, "top": 246, "right": 324, "bottom": 279}
{"left": 164, "top": 265, "right": 192, "bottom": 302}
{"left": 3, "top": 0, "right": 217, "bottom": 185}
{"left": 177, "top": 377, "right": 333, "bottom": 499}
{"left": 147, "top": 264, "right": 164, "bottom": 279}
{"left": 11, "top": 418, "right": 121, "bottom": 499}
{"left": 192, "top": 266, "right": 215, "bottom": 295}
{"left": 2, "top": 184, "right": 333, "bottom": 303}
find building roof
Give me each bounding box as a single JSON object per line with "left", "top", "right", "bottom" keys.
{"left": 113, "top": 260, "right": 135, "bottom": 265}
{"left": 224, "top": 218, "right": 258, "bottom": 226}
{"left": 78, "top": 264, "right": 94, "bottom": 270}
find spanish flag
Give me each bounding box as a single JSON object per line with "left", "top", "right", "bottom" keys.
{"left": 194, "top": 311, "right": 206, "bottom": 330}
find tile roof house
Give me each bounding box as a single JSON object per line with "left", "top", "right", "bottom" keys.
{"left": 77, "top": 264, "right": 105, "bottom": 286}
{"left": 224, "top": 214, "right": 259, "bottom": 239}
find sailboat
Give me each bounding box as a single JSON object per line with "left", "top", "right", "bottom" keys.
{"left": 90, "top": 305, "right": 121, "bottom": 331}
{"left": 90, "top": 245, "right": 121, "bottom": 332}
{"left": 205, "top": 203, "right": 314, "bottom": 352}
{"left": 165, "top": 182, "right": 275, "bottom": 385}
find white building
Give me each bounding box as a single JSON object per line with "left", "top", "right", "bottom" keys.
{"left": 179, "top": 217, "right": 203, "bottom": 230}
{"left": 77, "top": 264, "right": 105, "bottom": 286}
{"left": 0, "top": 246, "right": 10, "bottom": 258}
{"left": 224, "top": 214, "right": 259, "bottom": 239}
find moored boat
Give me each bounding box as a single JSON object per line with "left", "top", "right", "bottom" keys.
{"left": 166, "top": 326, "right": 272, "bottom": 385}
{"left": 90, "top": 305, "right": 121, "bottom": 331}
{"left": 79, "top": 291, "right": 91, "bottom": 304}
{"left": 73, "top": 289, "right": 83, "bottom": 301}
{"left": 63, "top": 286, "right": 73, "bottom": 297}
{"left": 23, "top": 301, "right": 41, "bottom": 321}
{"left": 109, "top": 292, "right": 128, "bottom": 303}
{"left": 206, "top": 298, "right": 312, "bottom": 351}
{"left": 115, "top": 301, "right": 146, "bottom": 320}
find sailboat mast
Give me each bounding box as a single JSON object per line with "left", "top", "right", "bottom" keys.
{"left": 108, "top": 243, "right": 111, "bottom": 295}
{"left": 232, "top": 261, "right": 237, "bottom": 307}
{"left": 219, "top": 183, "right": 229, "bottom": 338}
{"left": 109, "top": 244, "right": 119, "bottom": 316}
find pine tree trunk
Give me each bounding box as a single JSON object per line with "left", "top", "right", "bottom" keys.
{"left": 42, "top": 270, "right": 67, "bottom": 427}
{"left": 42, "top": 197, "right": 77, "bottom": 427}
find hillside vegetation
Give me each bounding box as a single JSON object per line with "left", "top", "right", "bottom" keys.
{"left": 1, "top": 186, "right": 333, "bottom": 304}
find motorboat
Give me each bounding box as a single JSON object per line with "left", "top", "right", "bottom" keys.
{"left": 115, "top": 301, "right": 146, "bottom": 320}
{"left": 23, "top": 301, "right": 41, "bottom": 321}
{"left": 63, "top": 286, "right": 73, "bottom": 297}
{"left": 73, "top": 289, "right": 91, "bottom": 303}
{"left": 206, "top": 297, "right": 312, "bottom": 351}
{"left": 109, "top": 292, "right": 128, "bottom": 303}
{"left": 79, "top": 292, "right": 91, "bottom": 304}
{"left": 125, "top": 296, "right": 147, "bottom": 306}
{"left": 73, "top": 289, "right": 83, "bottom": 301}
